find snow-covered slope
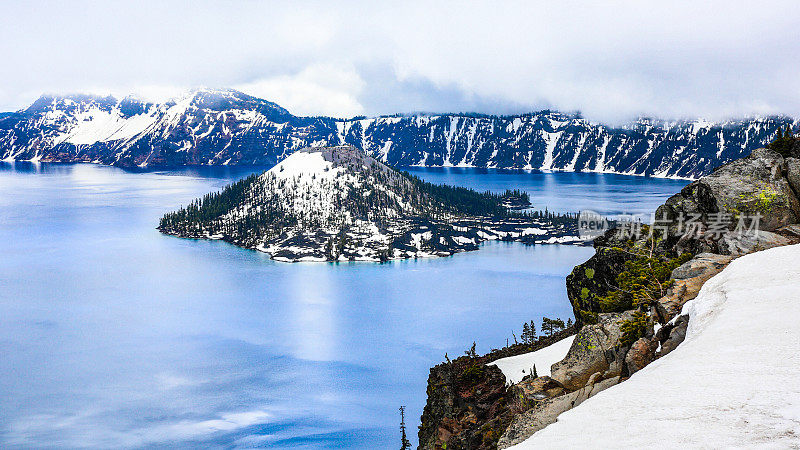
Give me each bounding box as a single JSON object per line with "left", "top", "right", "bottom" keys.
{"left": 1, "top": 90, "right": 796, "bottom": 178}
{"left": 511, "top": 244, "right": 800, "bottom": 448}
{"left": 489, "top": 336, "right": 575, "bottom": 385}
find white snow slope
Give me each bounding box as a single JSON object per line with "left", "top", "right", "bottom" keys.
{"left": 269, "top": 150, "right": 340, "bottom": 181}
{"left": 489, "top": 336, "right": 575, "bottom": 385}
{"left": 511, "top": 244, "right": 800, "bottom": 449}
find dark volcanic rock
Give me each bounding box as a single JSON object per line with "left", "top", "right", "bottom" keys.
{"left": 418, "top": 360, "right": 509, "bottom": 450}
{"left": 418, "top": 328, "right": 576, "bottom": 450}
{"left": 658, "top": 315, "right": 690, "bottom": 357}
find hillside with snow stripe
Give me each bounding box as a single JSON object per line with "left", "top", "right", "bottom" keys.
{"left": 489, "top": 335, "right": 575, "bottom": 385}
{"left": 510, "top": 244, "right": 800, "bottom": 449}
{"left": 1, "top": 89, "right": 797, "bottom": 177}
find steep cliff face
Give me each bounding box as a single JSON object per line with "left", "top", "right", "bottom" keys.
{"left": 567, "top": 146, "right": 800, "bottom": 326}
{"left": 421, "top": 143, "right": 800, "bottom": 449}
{"left": 1, "top": 89, "right": 795, "bottom": 178}
{"left": 418, "top": 329, "right": 576, "bottom": 450}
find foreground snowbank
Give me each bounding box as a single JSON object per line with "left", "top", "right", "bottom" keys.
{"left": 488, "top": 336, "right": 575, "bottom": 385}
{"left": 512, "top": 244, "right": 800, "bottom": 448}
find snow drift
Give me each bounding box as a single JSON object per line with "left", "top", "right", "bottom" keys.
{"left": 489, "top": 336, "right": 575, "bottom": 385}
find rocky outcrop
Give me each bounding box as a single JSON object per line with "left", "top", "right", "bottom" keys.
{"left": 418, "top": 361, "right": 509, "bottom": 450}
{"left": 421, "top": 146, "right": 800, "bottom": 450}
{"left": 550, "top": 311, "right": 633, "bottom": 390}
{"left": 624, "top": 337, "right": 658, "bottom": 374}
{"left": 497, "top": 377, "right": 619, "bottom": 448}
{"left": 506, "top": 376, "right": 565, "bottom": 414}
{"left": 569, "top": 148, "right": 800, "bottom": 326}
{"left": 656, "top": 253, "right": 734, "bottom": 320}
{"left": 418, "top": 328, "right": 576, "bottom": 450}
{"left": 501, "top": 147, "right": 800, "bottom": 446}
{"left": 656, "top": 148, "right": 800, "bottom": 253}
{"left": 564, "top": 233, "right": 640, "bottom": 325}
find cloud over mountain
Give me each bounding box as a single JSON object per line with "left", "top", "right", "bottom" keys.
{"left": 1, "top": 1, "right": 800, "bottom": 123}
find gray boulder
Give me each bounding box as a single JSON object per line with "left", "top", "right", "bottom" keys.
{"left": 716, "top": 230, "right": 792, "bottom": 255}
{"left": 497, "top": 377, "right": 619, "bottom": 448}
{"left": 786, "top": 157, "right": 800, "bottom": 198}
{"left": 657, "top": 252, "right": 734, "bottom": 320}
{"left": 656, "top": 148, "right": 800, "bottom": 253}
{"left": 550, "top": 311, "right": 634, "bottom": 391}
{"left": 625, "top": 337, "right": 658, "bottom": 374}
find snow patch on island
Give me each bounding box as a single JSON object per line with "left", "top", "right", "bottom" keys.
{"left": 269, "top": 151, "right": 340, "bottom": 181}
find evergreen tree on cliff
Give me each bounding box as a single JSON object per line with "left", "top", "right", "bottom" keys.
{"left": 767, "top": 124, "right": 798, "bottom": 157}
{"left": 399, "top": 406, "right": 411, "bottom": 450}
{"left": 522, "top": 320, "right": 537, "bottom": 344}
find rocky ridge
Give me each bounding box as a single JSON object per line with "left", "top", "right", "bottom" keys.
{"left": 1, "top": 89, "right": 797, "bottom": 178}
{"left": 419, "top": 138, "right": 800, "bottom": 449}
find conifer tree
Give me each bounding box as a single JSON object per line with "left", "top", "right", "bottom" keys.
{"left": 541, "top": 317, "right": 553, "bottom": 337}
{"left": 399, "top": 406, "right": 411, "bottom": 450}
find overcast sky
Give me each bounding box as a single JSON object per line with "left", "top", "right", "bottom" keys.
{"left": 2, "top": 1, "right": 799, "bottom": 123}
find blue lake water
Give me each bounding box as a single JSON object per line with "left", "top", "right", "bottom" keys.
{"left": 0, "top": 163, "right": 687, "bottom": 448}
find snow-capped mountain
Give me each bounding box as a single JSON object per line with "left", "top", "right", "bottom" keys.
{"left": 1, "top": 88, "right": 795, "bottom": 178}
{"left": 158, "top": 145, "right": 581, "bottom": 262}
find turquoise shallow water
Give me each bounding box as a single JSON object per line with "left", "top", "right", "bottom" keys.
{"left": 0, "top": 162, "right": 685, "bottom": 448}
